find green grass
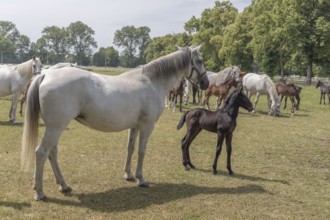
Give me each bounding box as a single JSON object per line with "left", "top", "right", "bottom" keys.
{"left": 0, "top": 69, "right": 329, "bottom": 219}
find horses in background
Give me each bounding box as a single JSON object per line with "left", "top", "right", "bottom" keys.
{"left": 0, "top": 56, "right": 42, "bottom": 123}
{"left": 276, "top": 83, "right": 300, "bottom": 115}
{"left": 177, "top": 88, "right": 253, "bottom": 175}
{"left": 315, "top": 80, "right": 330, "bottom": 105}
{"left": 243, "top": 73, "right": 280, "bottom": 116}
{"left": 203, "top": 78, "right": 238, "bottom": 110}
{"left": 167, "top": 77, "right": 186, "bottom": 112}
{"left": 21, "top": 46, "right": 209, "bottom": 200}
{"left": 184, "top": 66, "right": 242, "bottom": 107}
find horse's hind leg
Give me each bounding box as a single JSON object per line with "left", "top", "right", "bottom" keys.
{"left": 34, "top": 129, "right": 62, "bottom": 200}
{"left": 48, "top": 145, "right": 72, "bottom": 193}
{"left": 182, "top": 127, "right": 201, "bottom": 170}
{"left": 253, "top": 93, "right": 260, "bottom": 113}
{"left": 124, "top": 128, "right": 138, "bottom": 181}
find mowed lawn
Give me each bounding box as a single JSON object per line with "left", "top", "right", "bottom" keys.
{"left": 0, "top": 68, "right": 329, "bottom": 219}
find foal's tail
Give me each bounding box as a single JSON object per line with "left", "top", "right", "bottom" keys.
{"left": 177, "top": 111, "right": 189, "bottom": 130}
{"left": 21, "top": 74, "right": 45, "bottom": 171}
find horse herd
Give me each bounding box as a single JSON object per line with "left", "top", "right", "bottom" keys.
{"left": 0, "top": 47, "right": 329, "bottom": 201}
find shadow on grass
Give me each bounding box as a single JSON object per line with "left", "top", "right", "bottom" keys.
{"left": 0, "top": 121, "right": 24, "bottom": 126}
{"left": 46, "top": 182, "right": 269, "bottom": 213}
{"left": 0, "top": 201, "right": 31, "bottom": 210}
{"left": 194, "top": 169, "right": 289, "bottom": 185}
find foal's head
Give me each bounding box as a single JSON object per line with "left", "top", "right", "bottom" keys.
{"left": 316, "top": 80, "right": 323, "bottom": 88}
{"left": 224, "top": 88, "right": 254, "bottom": 112}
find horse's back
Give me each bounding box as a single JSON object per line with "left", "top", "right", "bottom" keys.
{"left": 38, "top": 67, "right": 162, "bottom": 132}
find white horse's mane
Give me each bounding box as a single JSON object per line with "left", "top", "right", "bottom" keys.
{"left": 142, "top": 48, "right": 190, "bottom": 81}
{"left": 15, "top": 58, "right": 33, "bottom": 75}
{"left": 262, "top": 74, "right": 279, "bottom": 101}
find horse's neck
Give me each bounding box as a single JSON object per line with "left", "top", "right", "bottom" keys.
{"left": 16, "top": 60, "right": 33, "bottom": 79}
{"left": 222, "top": 100, "right": 239, "bottom": 119}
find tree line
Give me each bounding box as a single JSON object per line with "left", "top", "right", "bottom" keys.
{"left": 0, "top": 0, "right": 329, "bottom": 84}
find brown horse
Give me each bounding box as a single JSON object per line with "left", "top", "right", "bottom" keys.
{"left": 177, "top": 88, "right": 253, "bottom": 175}
{"left": 315, "top": 80, "right": 330, "bottom": 105}
{"left": 167, "top": 77, "right": 186, "bottom": 112}
{"left": 203, "top": 78, "right": 238, "bottom": 110}
{"left": 276, "top": 83, "right": 301, "bottom": 115}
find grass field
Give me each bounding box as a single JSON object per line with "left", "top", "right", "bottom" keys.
{"left": 0, "top": 68, "right": 329, "bottom": 219}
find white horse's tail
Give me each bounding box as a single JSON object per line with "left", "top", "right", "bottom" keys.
{"left": 21, "top": 74, "right": 45, "bottom": 171}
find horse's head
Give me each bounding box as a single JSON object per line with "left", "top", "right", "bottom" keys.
{"left": 315, "top": 80, "right": 322, "bottom": 88}
{"left": 186, "top": 45, "right": 209, "bottom": 90}
{"left": 32, "top": 56, "right": 43, "bottom": 75}
{"left": 236, "top": 87, "right": 254, "bottom": 112}
{"left": 231, "top": 66, "right": 242, "bottom": 83}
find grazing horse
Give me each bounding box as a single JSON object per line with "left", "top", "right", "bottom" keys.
{"left": 243, "top": 73, "right": 280, "bottom": 116}
{"left": 315, "top": 80, "right": 330, "bottom": 105}
{"left": 0, "top": 57, "right": 42, "bottom": 123}
{"left": 203, "top": 78, "right": 238, "bottom": 110}
{"left": 283, "top": 84, "right": 302, "bottom": 110}
{"left": 275, "top": 83, "right": 301, "bottom": 115}
{"left": 177, "top": 88, "right": 253, "bottom": 175}
{"left": 167, "top": 77, "right": 186, "bottom": 112}
{"left": 21, "top": 46, "right": 209, "bottom": 201}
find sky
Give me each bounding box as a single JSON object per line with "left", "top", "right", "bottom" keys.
{"left": 1, "top": 0, "right": 251, "bottom": 49}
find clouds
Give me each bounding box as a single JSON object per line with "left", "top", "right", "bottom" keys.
{"left": 1, "top": 0, "right": 251, "bottom": 49}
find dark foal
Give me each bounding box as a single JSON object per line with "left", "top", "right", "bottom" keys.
{"left": 177, "top": 88, "right": 253, "bottom": 175}
{"left": 315, "top": 80, "right": 330, "bottom": 105}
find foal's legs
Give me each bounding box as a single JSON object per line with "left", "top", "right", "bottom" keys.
{"left": 181, "top": 125, "right": 201, "bottom": 170}
{"left": 212, "top": 132, "right": 225, "bottom": 175}
{"left": 124, "top": 128, "right": 138, "bottom": 181}
{"left": 225, "top": 133, "right": 234, "bottom": 175}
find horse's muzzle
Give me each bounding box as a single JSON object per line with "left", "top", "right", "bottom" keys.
{"left": 199, "top": 73, "right": 209, "bottom": 90}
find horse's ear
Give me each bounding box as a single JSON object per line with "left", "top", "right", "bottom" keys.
{"left": 176, "top": 45, "right": 183, "bottom": 50}
{"left": 39, "top": 56, "right": 43, "bottom": 61}
{"left": 194, "top": 44, "right": 202, "bottom": 51}
{"left": 32, "top": 56, "right": 36, "bottom": 60}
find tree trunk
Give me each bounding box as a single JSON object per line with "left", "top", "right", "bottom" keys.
{"left": 306, "top": 60, "right": 312, "bottom": 85}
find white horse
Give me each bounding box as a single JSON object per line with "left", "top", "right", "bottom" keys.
{"left": 21, "top": 46, "right": 209, "bottom": 200}
{"left": 0, "top": 57, "right": 42, "bottom": 123}
{"left": 242, "top": 73, "right": 280, "bottom": 116}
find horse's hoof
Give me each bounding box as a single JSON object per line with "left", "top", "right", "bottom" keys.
{"left": 229, "top": 171, "right": 234, "bottom": 176}
{"left": 59, "top": 185, "right": 72, "bottom": 193}
{"left": 34, "top": 193, "right": 47, "bottom": 201}
{"left": 137, "top": 180, "right": 149, "bottom": 187}
{"left": 124, "top": 173, "right": 135, "bottom": 182}
{"left": 213, "top": 170, "right": 217, "bottom": 175}
{"left": 184, "top": 165, "right": 190, "bottom": 171}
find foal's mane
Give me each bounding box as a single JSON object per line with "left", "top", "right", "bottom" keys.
{"left": 142, "top": 48, "right": 191, "bottom": 81}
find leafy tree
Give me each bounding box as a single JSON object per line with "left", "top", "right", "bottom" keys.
{"left": 42, "top": 26, "right": 68, "bottom": 64}
{"left": 93, "top": 46, "right": 120, "bottom": 67}
{"left": 66, "top": 21, "right": 97, "bottom": 65}
{"left": 113, "top": 25, "right": 151, "bottom": 67}
{"left": 185, "top": 1, "right": 238, "bottom": 71}
{"left": 17, "top": 34, "right": 31, "bottom": 62}
{"left": 0, "top": 21, "right": 20, "bottom": 63}
{"left": 145, "top": 33, "right": 192, "bottom": 62}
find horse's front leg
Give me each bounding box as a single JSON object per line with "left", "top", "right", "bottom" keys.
{"left": 135, "top": 124, "right": 155, "bottom": 187}
{"left": 179, "top": 94, "right": 183, "bottom": 112}
{"left": 48, "top": 145, "right": 71, "bottom": 193}
{"left": 124, "top": 128, "right": 138, "bottom": 181}
{"left": 225, "top": 133, "right": 234, "bottom": 176}
{"left": 9, "top": 92, "right": 20, "bottom": 123}
{"left": 253, "top": 93, "right": 260, "bottom": 113}
{"left": 289, "top": 97, "right": 295, "bottom": 115}
{"left": 213, "top": 132, "right": 225, "bottom": 175}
